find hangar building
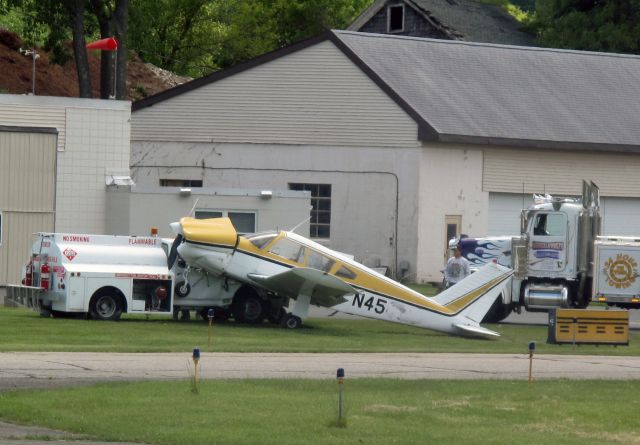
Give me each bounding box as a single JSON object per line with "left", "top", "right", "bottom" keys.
{"left": 131, "top": 30, "right": 640, "bottom": 283}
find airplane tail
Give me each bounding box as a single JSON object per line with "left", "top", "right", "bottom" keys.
{"left": 433, "top": 263, "right": 513, "bottom": 338}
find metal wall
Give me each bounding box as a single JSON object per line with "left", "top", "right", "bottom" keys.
{"left": 0, "top": 128, "right": 56, "bottom": 284}
{"left": 131, "top": 40, "right": 419, "bottom": 149}
{"left": 105, "top": 186, "right": 312, "bottom": 238}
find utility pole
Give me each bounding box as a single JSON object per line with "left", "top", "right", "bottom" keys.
{"left": 19, "top": 48, "right": 40, "bottom": 94}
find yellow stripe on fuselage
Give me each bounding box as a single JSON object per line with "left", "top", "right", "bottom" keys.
{"left": 442, "top": 274, "right": 511, "bottom": 312}
{"left": 235, "top": 233, "right": 509, "bottom": 316}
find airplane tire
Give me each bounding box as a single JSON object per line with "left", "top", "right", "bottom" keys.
{"left": 232, "top": 288, "right": 266, "bottom": 324}
{"left": 175, "top": 281, "right": 191, "bottom": 298}
{"left": 281, "top": 314, "right": 302, "bottom": 329}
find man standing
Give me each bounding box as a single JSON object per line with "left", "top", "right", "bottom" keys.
{"left": 445, "top": 245, "right": 470, "bottom": 287}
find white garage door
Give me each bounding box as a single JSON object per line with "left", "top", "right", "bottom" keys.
{"left": 488, "top": 193, "right": 533, "bottom": 236}
{"left": 489, "top": 194, "right": 640, "bottom": 238}
{"left": 601, "top": 197, "right": 640, "bottom": 236}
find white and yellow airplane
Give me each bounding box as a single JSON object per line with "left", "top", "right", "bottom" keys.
{"left": 169, "top": 217, "right": 513, "bottom": 338}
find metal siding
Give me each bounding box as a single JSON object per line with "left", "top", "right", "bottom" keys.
{"left": 488, "top": 193, "right": 534, "bottom": 236}
{"left": 0, "top": 132, "right": 56, "bottom": 212}
{"left": 483, "top": 148, "right": 640, "bottom": 197}
{"left": 0, "top": 212, "right": 54, "bottom": 284}
{"left": 0, "top": 131, "right": 56, "bottom": 284}
{"left": 131, "top": 41, "right": 419, "bottom": 148}
{"left": 0, "top": 106, "right": 66, "bottom": 151}
{"left": 600, "top": 197, "right": 640, "bottom": 236}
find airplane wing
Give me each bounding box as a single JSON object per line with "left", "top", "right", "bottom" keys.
{"left": 247, "top": 268, "right": 355, "bottom": 307}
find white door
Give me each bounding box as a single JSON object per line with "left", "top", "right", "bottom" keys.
{"left": 601, "top": 197, "right": 640, "bottom": 236}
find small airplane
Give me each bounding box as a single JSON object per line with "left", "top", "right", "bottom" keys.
{"left": 169, "top": 217, "right": 513, "bottom": 338}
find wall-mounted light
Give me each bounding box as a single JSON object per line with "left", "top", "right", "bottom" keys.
{"left": 180, "top": 188, "right": 192, "bottom": 196}
{"left": 260, "top": 190, "right": 273, "bottom": 199}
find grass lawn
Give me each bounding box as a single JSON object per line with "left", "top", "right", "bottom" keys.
{"left": 1, "top": 379, "right": 639, "bottom": 445}
{"left": 0, "top": 306, "right": 637, "bottom": 355}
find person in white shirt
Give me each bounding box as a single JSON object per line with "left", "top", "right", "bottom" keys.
{"left": 445, "top": 245, "right": 470, "bottom": 287}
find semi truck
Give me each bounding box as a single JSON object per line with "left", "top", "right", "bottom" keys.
{"left": 452, "top": 181, "right": 640, "bottom": 322}
{"left": 8, "top": 231, "right": 287, "bottom": 323}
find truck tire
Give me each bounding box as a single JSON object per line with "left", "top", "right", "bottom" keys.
{"left": 232, "top": 287, "right": 265, "bottom": 324}
{"left": 482, "top": 296, "right": 511, "bottom": 323}
{"left": 89, "top": 291, "right": 123, "bottom": 321}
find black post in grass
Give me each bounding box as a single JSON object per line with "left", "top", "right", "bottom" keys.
{"left": 528, "top": 341, "right": 536, "bottom": 384}
{"left": 192, "top": 347, "right": 201, "bottom": 394}
{"left": 337, "top": 368, "right": 346, "bottom": 427}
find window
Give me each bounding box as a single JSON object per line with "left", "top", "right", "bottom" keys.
{"left": 247, "top": 232, "right": 278, "bottom": 249}
{"left": 195, "top": 210, "right": 223, "bottom": 220}
{"left": 306, "top": 250, "right": 335, "bottom": 272}
{"left": 269, "top": 238, "right": 305, "bottom": 263}
{"left": 159, "top": 179, "right": 203, "bottom": 187}
{"left": 335, "top": 265, "right": 357, "bottom": 280}
{"left": 195, "top": 210, "right": 256, "bottom": 234}
{"left": 289, "top": 183, "right": 331, "bottom": 238}
{"left": 532, "top": 213, "right": 566, "bottom": 237}
{"left": 388, "top": 4, "right": 404, "bottom": 33}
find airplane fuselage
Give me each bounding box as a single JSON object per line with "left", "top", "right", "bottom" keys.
{"left": 176, "top": 220, "right": 512, "bottom": 337}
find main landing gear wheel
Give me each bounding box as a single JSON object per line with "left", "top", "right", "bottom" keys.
{"left": 280, "top": 313, "right": 302, "bottom": 329}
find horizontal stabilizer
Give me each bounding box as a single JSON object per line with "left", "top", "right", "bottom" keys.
{"left": 433, "top": 263, "right": 512, "bottom": 307}
{"left": 248, "top": 268, "right": 355, "bottom": 307}
{"left": 453, "top": 323, "right": 500, "bottom": 338}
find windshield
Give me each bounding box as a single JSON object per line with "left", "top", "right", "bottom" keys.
{"left": 246, "top": 232, "right": 278, "bottom": 249}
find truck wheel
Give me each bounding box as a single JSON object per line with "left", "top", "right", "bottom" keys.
{"left": 39, "top": 306, "right": 52, "bottom": 318}
{"left": 482, "top": 297, "right": 511, "bottom": 323}
{"left": 89, "top": 292, "right": 122, "bottom": 321}
{"left": 232, "top": 288, "right": 265, "bottom": 324}
{"left": 280, "top": 313, "right": 302, "bottom": 329}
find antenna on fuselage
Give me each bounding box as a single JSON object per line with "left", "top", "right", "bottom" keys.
{"left": 289, "top": 216, "right": 311, "bottom": 234}
{"left": 188, "top": 198, "right": 200, "bottom": 217}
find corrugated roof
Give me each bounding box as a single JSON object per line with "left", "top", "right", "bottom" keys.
{"left": 334, "top": 31, "right": 640, "bottom": 150}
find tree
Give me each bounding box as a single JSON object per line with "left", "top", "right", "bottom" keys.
{"left": 129, "top": 0, "right": 372, "bottom": 78}
{"left": 90, "top": 0, "right": 129, "bottom": 99}
{"left": 534, "top": 0, "right": 640, "bottom": 53}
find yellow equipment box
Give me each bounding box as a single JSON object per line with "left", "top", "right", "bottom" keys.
{"left": 547, "top": 309, "right": 629, "bottom": 345}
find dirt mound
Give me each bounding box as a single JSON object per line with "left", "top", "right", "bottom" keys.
{"left": 0, "top": 29, "right": 190, "bottom": 100}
